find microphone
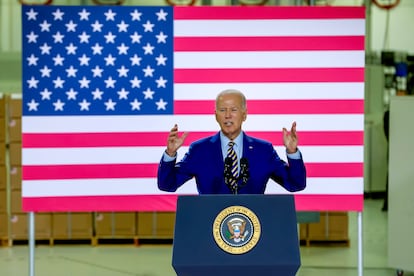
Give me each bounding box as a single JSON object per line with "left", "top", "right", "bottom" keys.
{"left": 239, "top": 157, "right": 249, "bottom": 188}
{"left": 224, "top": 157, "right": 237, "bottom": 194}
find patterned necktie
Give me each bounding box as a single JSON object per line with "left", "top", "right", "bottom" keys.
{"left": 227, "top": 141, "right": 238, "bottom": 188}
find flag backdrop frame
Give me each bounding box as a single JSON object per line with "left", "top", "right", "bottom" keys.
{"left": 21, "top": 5, "right": 365, "bottom": 213}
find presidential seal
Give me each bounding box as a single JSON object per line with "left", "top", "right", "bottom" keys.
{"left": 212, "top": 205, "right": 261, "bottom": 254}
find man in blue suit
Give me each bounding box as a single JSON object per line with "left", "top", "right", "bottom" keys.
{"left": 157, "top": 89, "right": 306, "bottom": 194}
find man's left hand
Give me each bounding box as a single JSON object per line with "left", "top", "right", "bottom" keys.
{"left": 283, "top": 121, "right": 298, "bottom": 154}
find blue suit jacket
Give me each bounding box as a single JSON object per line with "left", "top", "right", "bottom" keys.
{"left": 157, "top": 132, "right": 306, "bottom": 194}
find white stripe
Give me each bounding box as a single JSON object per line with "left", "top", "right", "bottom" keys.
{"left": 265, "top": 177, "right": 364, "bottom": 195}
{"left": 22, "top": 177, "right": 363, "bottom": 197}
{"left": 243, "top": 115, "right": 364, "bottom": 132}
{"left": 298, "top": 146, "right": 363, "bottom": 163}
{"left": 175, "top": 19, "right": 365, "bottom": 37}
{"left": 22, "top": 114, "right": 364, "bottom": 133}
{"left": 22, "top": 147, "right": 162, "bottom": 165}
{"left": 22, "top": 178, "right": 188, "bottom": 197}
{"left": 174, "top": 83, "right": 365, "bottom": 100}
{"left": 174, "top": 51, "right": 365, "bottom": 69}
{"left": 22, "top": 146, "right": 363, "bottom": 165}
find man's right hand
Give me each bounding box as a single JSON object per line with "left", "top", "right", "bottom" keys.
{"left": 166, "top": 124, "right": 189, "bottom": 157}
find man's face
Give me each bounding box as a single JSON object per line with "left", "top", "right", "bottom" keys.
{"left": 215, "top": 93, "right": 247, "bottom": 140}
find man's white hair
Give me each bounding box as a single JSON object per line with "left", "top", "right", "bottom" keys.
{"left": 215, "top": 89, "right": 247, "bottom": 110}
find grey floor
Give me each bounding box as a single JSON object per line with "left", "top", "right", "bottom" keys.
{"left": 0, "top": 199, "right": 411, "bottom": 276}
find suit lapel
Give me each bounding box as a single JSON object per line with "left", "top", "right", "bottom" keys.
{"left": 242, "top": 132, "right": 255, "bottom": 160}
{"left": 210, "top": 132, "right": 225, "bottom": 165}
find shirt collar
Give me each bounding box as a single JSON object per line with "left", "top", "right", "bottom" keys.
{"left": 220, "top": 131, "right": 243, "bottom": 146}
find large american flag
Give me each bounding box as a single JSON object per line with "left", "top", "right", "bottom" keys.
{"left": 22, "top": 5, "right": 365, "bottom": 212}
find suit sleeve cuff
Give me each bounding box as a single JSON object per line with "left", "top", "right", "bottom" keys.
{"left": 163, "top": 151, "right": 177, "bottom": 162}
{"left": 286, "top": 149, "right": 301, "bottom": 160}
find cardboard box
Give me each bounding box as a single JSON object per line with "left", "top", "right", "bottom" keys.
{"left": 9, "top": 213, "right": 52, "bottom": 239}
{"left": 71, "top": 213, "right": 93, "bottom": 238}
{"left": 52, "top": 213, "right": 93, "bottom": 239}
{"left": 6, "top": 96, "right": 22, "bottom": 119}
{"left": 307, "top": 212, "right": 349, "bottom": 241}
{"left": 8, "top": 118, "right": 21, "bottom": 143}
{"left": 9, "top": 166, "right": 21, "bottom": 190}
{"left": 0, "top": 190, "right": 6, "bottom": 213}
{"left": 95, "top": 212, "right": 136, "bottom": 237}
{"left": 94, "top": 213, "right": 112, "bottom": 236}
{"left": 0, "top": 142, "right": 6, "bottom": 165}
{"left": 10, "top": 190, "right": 22, "bottom": 213}
{"left": 0, "top": 166, "right": 6, "bottom": 189}
{"left": 137, "top": 212, "right": 175, "bottom": 238}
{"left": 0, "top": 118, "right": 6, "bottom": 142}
{"left": 156, "top": 212, "right": 176, "bottom": 237}
{"left": 299, "top": 224, "right": 307, "bottom": 240}
{"left": 35, "top": 213, "right": 52, "bottom": 239}
{"left": 52, "top": 213, "right": 69, "bottom": 239}
{"left": 9, "top": 142, "right": 21, "bottom": 166}
{"left": 0, "top": 213, "right": 8, "bottom": 237}
{"left": 0, "top": 95, "right": 6, "bottom": 118}
{"left": 137, "top": 212, "right": 153, "bottom": 237}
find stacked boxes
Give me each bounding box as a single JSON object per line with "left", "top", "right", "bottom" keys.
{"left": 7, "top": 96, "right": 22, "bottom": 239}
{"left": 94, "top": 212, "right": 176, "bottom": 242}
{"left": 0, "top": 95, "right": 7, "bottom": 240}
{"left": 95, "top": 212, "right": 137, "bottom": 238}
{"left": 0, "top": 213, "right": 7, "bottom": 240}
{"left": 6, "top": 96, "right": 23, "bottom": 216}
{"left": 9, "top": 213, "right": 52, "bottom": 241}
{"left": 7, "top": 94, "right": 21, "bottom": 168}
{"left": 52, "top": 213, "right": 93, "bottom": 242}
{"left": 7, "top": 95, "right": 23, "bottom": 239}
{"left": 5, "top": 95, "right": 53, "bottom": 241}
{"left": 300, "top": 212, "right": 349, "bottom": 246}
{"left": 7, "top": 95, "right": 25, "bottom": 239}
{"left": 137, "top": 212, "right": 175, "bottom": 238}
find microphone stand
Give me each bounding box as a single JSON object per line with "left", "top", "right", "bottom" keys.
{"left": 238, "top": 157, "right": 249, "bottom": 192}
{"left": 224, "top": 157, "right": 249, "bottom": 195}
{"left": 224, "top": 157, "right": 237, "bottom": 194}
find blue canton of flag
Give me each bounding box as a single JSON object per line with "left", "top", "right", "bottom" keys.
{"left": 22, "top": 6, "right": 174, "bottom": 115}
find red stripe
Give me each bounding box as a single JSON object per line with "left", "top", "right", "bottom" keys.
{"left": 22, "top": 162, "right": 362, "bottom": 180}
{"left": 175, "top": 36, "right": 365, "bottom": 51}
{"left": 22, "top": 132, "right": 168, "bottom": 147}
{"left": 174, "top": 68, "right": 365, "bottom": 83}
{"left": 294, "top": 194, "right": 363, "bottom": 211}
{"left": 187, "top": 131, "right": 364, "bottom": 146}
{"left": 23, "top": 164, "right": 157, "bottom": 180}
{"left": 22, "top": 131, "right": 363, "bottom": 148}
{"left": 175, "top": 99, "right": 364, "bottom": 114}
{"left": 306, "top": 163, "right": 363, "bottom": 177}
{"left": 22, "top": 195, "right": 179, "bottom": 212}
{"left": 22, "top": 194, "right": 363, "bottom": 212}
{"left": 174, "top": 6, "right": 365, "bottom": 20}
{"left": 279, "top": 131, "right": 364, "bottom": 146}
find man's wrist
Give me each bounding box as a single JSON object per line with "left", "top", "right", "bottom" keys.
{"left": 286, "top": 147, "right": 297, "bottom": 154}
{"left": 165, "top": 149, "right": 177, "bottom": 157}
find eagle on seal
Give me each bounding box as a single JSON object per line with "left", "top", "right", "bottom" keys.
{"left": 227, "top": 219, "right": 247, "bottom": 241}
